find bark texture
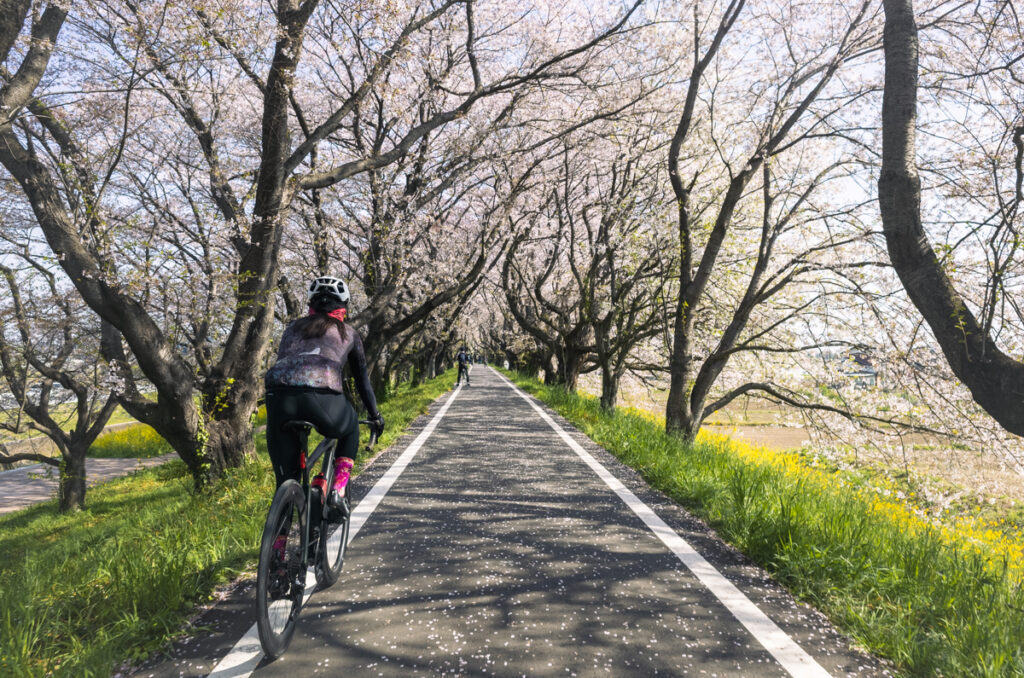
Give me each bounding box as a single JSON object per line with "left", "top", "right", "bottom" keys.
{"left": 879, "top": 0, "right": 1024, "bottom": 436}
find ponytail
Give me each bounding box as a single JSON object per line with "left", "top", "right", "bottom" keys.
{"left": 292, "top": 293, "right": 348, "bottom": 340}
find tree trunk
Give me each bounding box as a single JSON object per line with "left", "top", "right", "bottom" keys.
{"left": 411, "top": 355, "right": 425, "bottom": 387}
{"left": 666, "top": 381, "right": 701, "bottom": 443}
{"left": 599, "top": 364, "right": 619, "bottom": 412}
{"left": 430, "top": 344, "right": 444, "bottom": 379}
{"left": 410, "top": 344, "right": 433, "bottom": 385}
{"left": 879, "top": 0, "right": 1024, "bottom": 436}
{"left": 665, "top": 305, "right": 697, "bottom": 437}
{"left": 58, "top": 449, "right": 87, "bottom": 513}
{"left": 678, "top": 416, "right": 700, "bottom": 443}
{"left": 203, "top": 418, "right": 255, "bottom": 472}
{"left": 556, "top": 346, "right": 584, "bottom": 391}
{"left": 542, "top": 352, "right": 559, "bottom": 385}
{"left": 199, "top": 374, "right": 263, "bottom": 475}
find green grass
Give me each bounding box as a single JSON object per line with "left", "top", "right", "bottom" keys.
{"left": 503, "top": 370, "right": 1024, "bottom": 678}
{"left": 0, "top": 370, "right": 456, "bottom": 677}
{"left": 1, "top": 406, "right": 137, "bottom": 444}
{"left": 0, "top": 458, "right": 263, "bottom": 677}
{"left": 87, "top": 424, "right": 174, "bottom": 458}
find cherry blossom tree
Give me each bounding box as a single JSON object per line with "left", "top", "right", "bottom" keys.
{"left": 661, "top": 0, "right": 882, "bottom": 440}
{"left": 0, "top": 249, "right": 117, "bottom": 512}
{"left": 0, "top": 0, "right": 642, "bottom": 484}
{"left": 879, "top": 0, "right": 1024, "bottom": 436}
{"left": 502, "top": 130, "right": 673, "bottom": 405}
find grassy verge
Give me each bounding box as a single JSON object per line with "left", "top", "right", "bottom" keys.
{"left": 0, "top": 371, "right": 455, "bottom": 678}
{"left": 1, "top": 411, "right": 153, "bottom": 466}
{"left": 1, "top": 406, "right": 137, "bottom": 444}
{"left": 503, "top": 370, "right": 1024, "bottom": 678}
{"left": 88, "top": 424, "right": 174, "bottom": 459}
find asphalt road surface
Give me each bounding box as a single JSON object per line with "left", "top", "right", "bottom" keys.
{"left": 135, "top": 367, "right": 891, "bottom": 677}
{"left": 0, "top": 454, "right": 176, "bottom": 514}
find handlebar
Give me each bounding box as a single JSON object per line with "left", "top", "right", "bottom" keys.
{"left": 359, "top": 419, "right": 383, "bottom": 451}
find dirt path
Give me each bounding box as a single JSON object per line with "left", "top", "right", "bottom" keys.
{"left": 704, "top": 424, "right": 810, "bottom": 450}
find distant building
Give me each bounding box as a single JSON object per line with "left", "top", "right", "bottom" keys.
{"left": 841, "top": 350, "right": 878, "bottom": 388}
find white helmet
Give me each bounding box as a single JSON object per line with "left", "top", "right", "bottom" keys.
{"left": 308, "top": 276, "right": 350, "bottom": 304}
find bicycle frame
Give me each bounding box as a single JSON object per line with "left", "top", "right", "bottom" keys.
{"left": 257, "top": 418, "right": 377, "bottom": 658}
{"left": 292, "top": 426, "right": 340, "bottom": 571}
{"left": 286, "top": 419, "right": 376, "bottom": 576}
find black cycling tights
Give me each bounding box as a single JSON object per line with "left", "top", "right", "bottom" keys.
{"left": 265, "top": 388, "right": 358, "bottom": 489}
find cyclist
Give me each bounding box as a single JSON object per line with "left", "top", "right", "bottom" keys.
{"left": 456, "top": 346, "right": 471, "bottom": 386}
{"left": 264, "top": 276, "right": 384, "bottom": 515}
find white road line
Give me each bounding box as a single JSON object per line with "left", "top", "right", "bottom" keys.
{"left": 206, "top": 385, "right": 464, "bottom": 678}
{"left": 206, "top": 625, "right": 262, "bottom": 678}
{"left": 492, "top": 368, "right": 832, "bottom": 678}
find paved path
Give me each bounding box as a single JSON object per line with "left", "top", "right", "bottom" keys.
{"left": 0, "top": 455, "right": 176, "bottom": 514}
{"left": 135, "top": 368, "right": 891, "bottom": 677}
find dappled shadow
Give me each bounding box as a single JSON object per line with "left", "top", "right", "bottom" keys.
{"left": 0, "top": 460, "right": 189, "bottom": 563}
{"left": 0, "top": 455, "right": 179, "bottom": 515}
{"left": 255, "top": 369, "right": 787, "bottom": 677}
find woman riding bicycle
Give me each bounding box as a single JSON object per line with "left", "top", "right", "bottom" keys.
{"left": 264, "top": 276, "right": 384, "bottom": 513}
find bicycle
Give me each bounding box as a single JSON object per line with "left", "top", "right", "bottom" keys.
{"left": 255, "top": 418, "right": 381, "bottom": 658}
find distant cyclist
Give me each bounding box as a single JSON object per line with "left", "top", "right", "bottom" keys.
{"left": 456, "top": 346, "right": 471, "bottom": 386}
{"left": 264, "top": 276, "right": 384, "bottom": 515}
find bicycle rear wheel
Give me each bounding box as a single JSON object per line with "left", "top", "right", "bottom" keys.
{"left": 256, "top": 480, "right": 306, "bottom": 658}
{"left": 317, "top": 496, "right": 350, "bottom": 586}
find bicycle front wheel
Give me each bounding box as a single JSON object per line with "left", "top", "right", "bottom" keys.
{"left": 256, "top": 480, "right": 306, "bottom": 659}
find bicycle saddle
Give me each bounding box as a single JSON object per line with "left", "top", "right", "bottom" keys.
{"left": 282, "top": 420, "right": 316, "bottom": 433}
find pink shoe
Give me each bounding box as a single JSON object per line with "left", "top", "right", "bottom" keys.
{"left": 327, "top": 457, "right": 354, "bottom": 513}
{"left": 272, "top": 535, "right": 287, "bottom": 556}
